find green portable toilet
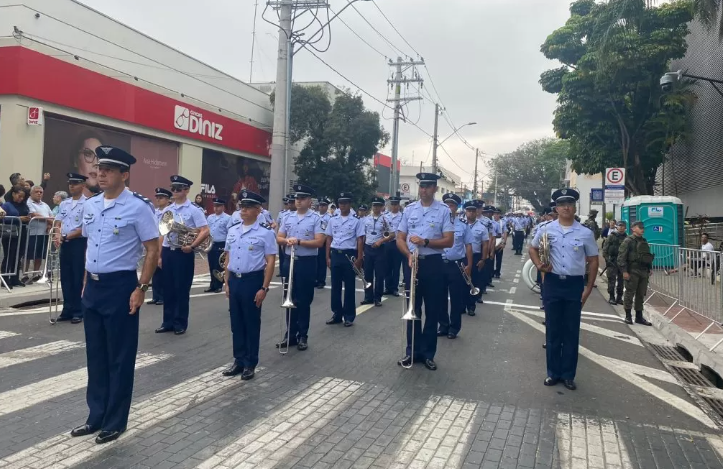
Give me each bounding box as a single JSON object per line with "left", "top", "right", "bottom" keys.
{"left": 621, "top": 196, "right": 684, "bottom": 268}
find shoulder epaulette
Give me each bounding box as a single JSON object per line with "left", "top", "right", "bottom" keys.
{"left": 88, "top": 192, "right": 103, "bottom": 200}
{"left": 230, "top": 220, "right": 243, "bottom": 228}
{"left": 260, "top": 222, "right": 272, "bottom": 230}
{"left": 131, "top": 191, "right": 152, "bottom": 205}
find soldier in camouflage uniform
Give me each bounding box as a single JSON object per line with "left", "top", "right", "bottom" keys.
{"left": 616, "top": 221, "right": 654, "bottom": 326}
{"left": 583, "top": 209, "right": 601, "bottom": 241}
{"left": 603, "top": 221, "right": 627, "bottom": 305}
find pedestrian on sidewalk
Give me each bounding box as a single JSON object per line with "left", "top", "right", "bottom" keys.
{"left": 617, "top": 221, "right": 654, "bottom": 326}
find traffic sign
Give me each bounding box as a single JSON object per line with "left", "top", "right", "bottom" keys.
{"left": 590, "top": 188, "right": 604, "bottom": 204}
{"left": 605, "top": 168, "right": 625, "bottom": 189}
{"left": 604, "top": 189, "right": 625, "bottom": 205}
{"left": 401, "top": 183, "right": 410, "bottom": 192}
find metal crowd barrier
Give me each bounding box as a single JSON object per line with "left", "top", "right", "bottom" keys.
{"left": 645, "top": 243, "right": 723, "bottom": 350}
{"left": 20, "top": 216, "right": 54, "bottom": 283}
{"left": 0, "top": 216, "right": 24, "bottom": 291}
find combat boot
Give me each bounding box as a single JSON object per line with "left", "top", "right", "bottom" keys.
{"left": 608, "top": 294, "right": 616, "bottom": 305}
{"left": 635, "top": 310, "right": 652, "bottom": 326}
{"left": 624, "top": 309, "right": 633, "bottom": 325}
{"left": 616, "top": 294, "right": 624, "bottom": 305}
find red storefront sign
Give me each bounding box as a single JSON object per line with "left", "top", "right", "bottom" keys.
{"left": 0, "top": 46, "right": 271, "bottom": 157}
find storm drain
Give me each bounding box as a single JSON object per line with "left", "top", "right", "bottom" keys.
{"left": 648, "top": 343, "right": 687, "bottom": 362}
{"left": 670, "top": 366, "right": 714, "bottom": 387}
{"left": 702, "top": 397, "right": 723, "bottom": 420}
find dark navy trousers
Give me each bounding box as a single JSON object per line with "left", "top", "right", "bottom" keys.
{"left": 59, "top": 238, "right": 87, "bottom": 319}
{"left": 513, "top": 231, "right": 525, "bottom": 253}
{"left": 402, "top": 254, "right": 443, "bottom": 360}
{"left": 330, "top": 249, "right": 357, "bottom": 322}
{"left": 384, "top": 242, "right": 402, "bottom": 294}
{"left": 151, "top": 266, "right": 163, "bottom": 303}
{"left": 439, "top": 259, "right": 465, "bottom": 335}
{"left": 82, "top": 270, "right": 139, "bottom": 432}
{"left": 316, "top": 248, "right": 327, "bottom": 286}
{"left": 363, "top": 244, "right": 385, "bottom": 302}
{"left": 543, "top": 273, "right": 584, "bottom": 381}
{"left": 161, "top": 247, "right": 194, "bottom": 331}
{"left": 494, "top": 247, "right": 504, "bottom": 276}
{"left": 466, "top": 253, "right": 483, "bottom": 311}
{"left": 228, "top": 270, "right": 264, "bottom": 368}
{"left": 207, "top": 241, "right": 225, "bottom": 290}
{"left": 281, "top": 255, "right": 316, "bottom": 340}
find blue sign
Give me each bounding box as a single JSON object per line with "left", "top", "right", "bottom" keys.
{"left": 591, "top": 188, "right": 604, "bottom": 203}
{"left": 653, "top": 226, "right": 663, "bottom": 232}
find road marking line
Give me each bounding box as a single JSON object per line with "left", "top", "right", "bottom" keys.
{"left": 0, "top": 365, "right": 248, "bottom": 468}
{"left": 513, "top": 278, "right": 519, "bottom": 283}
{"left": 0, "top": 340, "right": 84, "bottom": 370}
{"left": 505, "top": 304, "right": 717, "bottom": 429}
{"left": 195, "top": 378, "right": 363, "bottom": 469}
{"left": 0, "top": 352, "right": 170, "bottom": 417}
{"left": 0, "top": 331, "right": 19, "bottom": 339}
{"left": 357, "top": 296, "right": 388, "bottom": 316}
{"left": 509, "top": 287, "right": 517, "bottom": 295}
{"left": 486, "top": 300, "right": 620, "bottom": 319}
{"left": 509, "top": 308, "right": 642, "bottom": 346}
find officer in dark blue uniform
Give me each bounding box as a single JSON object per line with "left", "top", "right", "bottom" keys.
{"left": 148, "top": 187, "right": 172, "bottom": 305}
{"left": 205, "top": 198, "right": 231, "bottom": 293}
{"left": 276, "top": 184, "right": 325, "bottom": 350}
{"left": 221, "top": 191, "right": 276, "bottom": 380}
{"left": 530, "top": 188, "right": 599, "bottom": 391}
{"left": 464, "top": 200, "right": 489, "bottom": 315}
{"left": 438, "top": 193, "right": 473, "bottom": 339}
{"left": 315, "top": 197, "right": 332, "bottom": 289}
{"left": 155, "top": 175, "right": 210, "bottom": 335}
{"left": 361, "top": 197, "right": 393, "bottom": 307}
{"left": 325, "top": 192, "right": 365, "bottom": 327}
{"left": 70, "top": 146, "right": 159, "bottom": 444}
{"left": 383, "top": 196, "right": 403, "bottom": 296}
{"left": 53, "top": 173, "right": 89, "bottom": 324}
{"left": 397, "top": 173, "right": 454, "bottom": 370}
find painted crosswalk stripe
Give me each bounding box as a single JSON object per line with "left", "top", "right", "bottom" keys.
{"left": 0, "top": 340, "right": 84, "bottom": 370}
{"left": 196, "top": 377, "right": 362, "bottom": 469}
{"left": 0, "top": 352, "right": 170, "bottom": 417}
{"left": 0, "top": 331, "right": 19, "bottom": 339}
{"left": 556, "top": 413, "right": 633, "bottom": 469}
{"left": 0, "top": 365, "right": 251, "bottom": 469}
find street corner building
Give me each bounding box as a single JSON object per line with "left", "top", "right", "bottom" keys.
{"left": 0, "top": 0, "right": 273, "bottom": 210}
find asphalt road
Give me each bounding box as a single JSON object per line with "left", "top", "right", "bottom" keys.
{"left": 0, "top": 243, "right": 722, "bottom": 469}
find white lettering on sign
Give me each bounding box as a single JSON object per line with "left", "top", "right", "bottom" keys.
{"left": 201, "top": 184, "right": 216, "bottom": 195}
{"left": 174, "top": 105, "right": 224, "bottom": 141}
{"left": 649, "top": 207, "right": 664, "bottom": 218}
{"left": 143, "top": 158, "right": 168, "bottom": 168}
{"left": 27, "top": 107, "right": 43, "bottom": 126}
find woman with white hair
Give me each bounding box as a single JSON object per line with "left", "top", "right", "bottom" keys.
{"left": 52, "top": 191, "right": 68, "bottom": 216}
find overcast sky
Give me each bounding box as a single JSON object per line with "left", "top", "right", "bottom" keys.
{"left": 80, "top": 0, "right": 571, "bottom": 187}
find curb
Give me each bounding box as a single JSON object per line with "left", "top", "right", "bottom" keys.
{"left": 597, "top": 267, "right": 723, "bottom": 380}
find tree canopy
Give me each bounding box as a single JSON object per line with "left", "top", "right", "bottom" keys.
{"left": 489, "top": 138, "right": 570, "bottom": 213}
{"left": 277, "top": 85, "right": 389, "bottom": 204}
{"left": 540, "top": 0, "right": 695, "bottom": 195}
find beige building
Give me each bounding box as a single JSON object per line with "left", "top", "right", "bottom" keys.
{"left": 399, "top": 165, "right": 460, "bottom": 200}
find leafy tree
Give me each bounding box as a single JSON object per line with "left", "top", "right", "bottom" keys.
{"left": 488, "top": 139, "right": 570, "bottom": 213}
{"left": 540, "top": 0, "right": 695, "bottom": 195}
{"left": 276, "top": 85, "right": 389, "bottom": 204}
{"left": 647, "top": 0, "right": 723, "bottom": 38}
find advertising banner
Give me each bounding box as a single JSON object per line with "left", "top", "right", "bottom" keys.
{"left": 42, "top": 117, "right": 178, "bottom": 201}
{"left": 200, "top": 149, "right": 270, "bottom": 214}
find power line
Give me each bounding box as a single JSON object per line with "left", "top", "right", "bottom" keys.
{"left": 350, "top": 2, "right": 411, "bottom": 58}
{"left": 329, "top": 7, "right": 389, "bottom": 59}
{"left": 371, "top": 1, "right": 422, "bottom": 58}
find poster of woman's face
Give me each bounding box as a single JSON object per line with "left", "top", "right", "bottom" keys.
{"left": 42, "top": 117, "right": 179, "bottom": 201}
{"left": 201, "top": 148, "right": 270, "bottom": 214}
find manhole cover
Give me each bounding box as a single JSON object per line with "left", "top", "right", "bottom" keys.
{"left": 670, "top": 366, "right": 713, "bottom": 387}
{"left": 648, "top": 343, "right": 686, "bottom": 361}
{"left": 701, "top": 397, "right": 723, "bottom": 421}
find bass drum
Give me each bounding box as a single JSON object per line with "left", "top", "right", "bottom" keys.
{"left": 522, "top": 259, "right": 540, "bottom": 293}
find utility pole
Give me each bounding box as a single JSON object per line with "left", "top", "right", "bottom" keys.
{"left": 432, "top": 103, "right": 440, "bottom": 174}
{"left": 387, "top": 57, "right": 424, "bottom": 195}
{"left": 493, "top": 166, "right": 498, "bottom": 206}
{"left": 249, "top": 0, "right": 259, "bottom": 83}
{"left": 472, "top": 148, "right": 479, "bottom": 198}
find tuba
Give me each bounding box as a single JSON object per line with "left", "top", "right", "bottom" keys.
{"left": 213, "top": 252, "right": 227, "bottom": 282}
{"left": 539, "top": 231, "right": 551, "bottom": 266}
{"left": 159, "top": 211, "right": 213, "bottom": 252}
{"left": 401, "top": 250, "right": 420, "bottom": 369}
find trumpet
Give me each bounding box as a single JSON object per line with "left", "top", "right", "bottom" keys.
{"left": 159, "top": 211, "right": 213, "bottom": 253}
{"left": 346, "top": 254, "right": 371, "bottom": 289}
{"left": 279, "top": 245, "right": 296, "bottom": 355}
{"left": 456, "top": 261, "right": 480, "bottom": 296}
{"left": 381, "top": 217, "right": 391, "bottom": 238}
{"left": 401, "top": 250, "right": 420, "bottom": 369}
{"left": 212, "top": 251, "right": 227, "bottom": 282}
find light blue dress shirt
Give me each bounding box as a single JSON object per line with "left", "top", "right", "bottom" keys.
{"left": 55, "top": 195, "right": 87, "bottom": 236}
{"left": 225, "top": 221, "right": 277, "bottom": 274}
{"left": 154, "top": 208, "right": 165, "bottom": 224}
{"left": 278, "top": 210, "right": 324, "bottom": 256}
{"left": 485, "top": 216, "right": 501, "bottom": 237}
{"left": 384, "top": 211, "right": 403, "bottom": 233}
{"left": 318, "top": 211, "right": 332, "bottom": 230}
{"left": 467, "top": 219, "right": 490, "bottom": 254}
{"left": 82, "top": 190, "right": 159, "bottom": 274}
{"left": 161, "top": 200, "right": 209, "bottom": 248}
{"left": 443, "top": 218, "right": 473, "bottom": 261}
{"left": 531, "top": 220, "right": 599, "bottom": 277}
{"left": 363, "top": 214, "right": 388, "bottom": 246}
{"left": 512, "top": 217, "right": 526, "bottom": 231}
{"left": 397, "top": 200, "right": 454, "bottom": 255}
{"left": 325, "top": 214, "right": 365, "bottom": 250}
{"left": 207, "top": 212, "right": 231, "bottom": 242}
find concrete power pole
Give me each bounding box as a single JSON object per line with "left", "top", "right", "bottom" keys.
{"left": 387, "top": 57, "right": 424, "bottom": 195}
{"left": 472, "top": 148, "right": 479, "bottom": 198}
{"left": 432, "top": 103, "right": 439, "bottom": 175}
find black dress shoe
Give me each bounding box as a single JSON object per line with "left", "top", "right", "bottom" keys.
{"left": 542, "top": 343, "right": 546, "bottom": 348}
{"left": 155, "top": 301, "right": 164, "bottom": 306}
{"left": 391, "top": 291, "right": 400, "bottom": 297}
{"left": 383, "top": 290, "right": 392, "bottom": 296}
{"left": 360, "top": 299, "right": 374, "bottom": 305}
{"left": 70, "top": 424, "right": 97, "bottom": 437}
{"left": 437, "top": 330, "right": 448, "bottom": 337}
{"left": 325, "top": 317, "right": 342, "bottom": 325}
{"left": 374, "top": 301, "right": 382, "bottom": 307}
{"left": 71, "top": 317, "right": 83, "bottom": 324}
{"left": 241, "top": 368, "right": 255, "bottom": 380}
{"left": 544, "top": 377, "right": 559, "bottom": 386}
{"left": 275, "top": 339, "right": 298, "bottom": 348}
{"left": 397, "top": 355, "right": 412, "bottom": 367}
{"left": 447, "top": 333, "right": 457, "bottom": 339}
{"left": 222, "top": 364, "right": 243, "bottom": 376}
{"left": 146, "top": 300, "right": 157, "bottom": 305}
{"left": 95, "top": 430, "right": 123, "bottom": 444}
{"left": 563, "top": 380, "right": 577, "bottom": 390}
{"left": 424, "top": 359, "right": 437, "bottom": 371}
{"left": 155, "top": 326, "right": 173, "bottom": 333}
{"left": 204, "top": 288, "right": 215, "bottom": 293}
{"left": 476, "top": 298, "right": 484, "bottom": 303}
{"left": 468, "top": 311, "right": 476, "bottom": 317}
{"left": 56, "top": 316, "right": 72, "bottom": 322}
{"left": 343, "top": 321, "right": 354, "bottom": 327}
{"left": 315, "top": 284, "right": 325, "bottom": 289}
{"left": 297, "top": 340, "right": 308, "bottom": 351}
{"left": 174, "top": 329, "right": 186, "bottom": 335}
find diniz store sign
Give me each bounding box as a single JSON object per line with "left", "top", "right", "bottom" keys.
{"left": 174, "top": 105, "right": 224, "bottom": 141}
